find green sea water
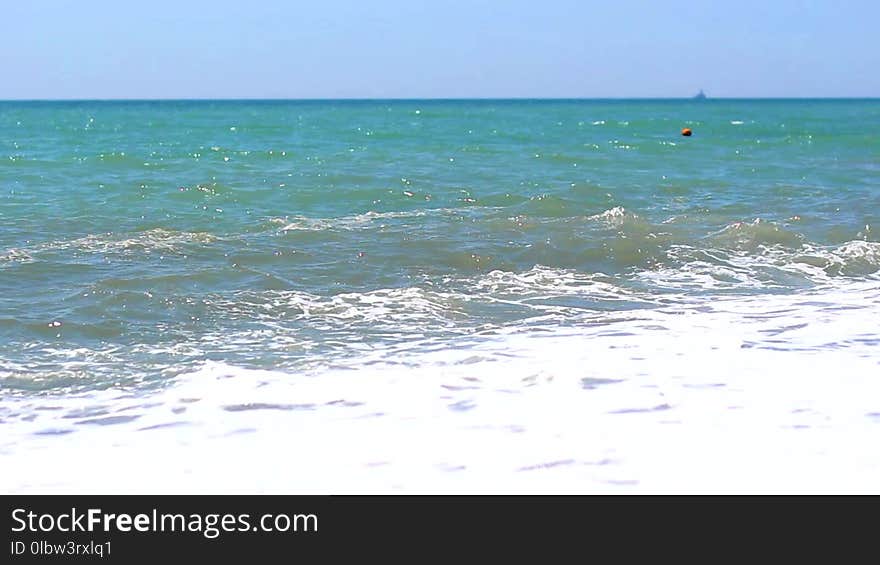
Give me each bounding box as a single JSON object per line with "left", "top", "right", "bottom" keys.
{"left": 2, "top": 100, "right": 880, "bottom": 493}
{"left": 2, "top": 99, "right": 879, "bottom": 389}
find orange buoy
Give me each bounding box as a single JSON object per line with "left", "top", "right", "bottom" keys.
{"left": 681, "top": 128, "right": 693, "bottom": 137}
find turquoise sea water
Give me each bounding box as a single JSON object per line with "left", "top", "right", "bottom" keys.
{"left": 2, "top": 100, "right": 880, "bottom": 492}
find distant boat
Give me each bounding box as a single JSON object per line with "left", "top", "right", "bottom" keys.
{"left": 693, "top": 89, "right": 707, "bottom": 100}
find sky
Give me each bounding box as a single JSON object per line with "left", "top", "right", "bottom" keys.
{"left": 1, "top": 0, "right": 878, "bottom": 99}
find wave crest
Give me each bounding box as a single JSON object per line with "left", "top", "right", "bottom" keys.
{"left": 33, "top": 229, "right": 218, "bottom": 256}
{"left": 709, "top": 218, "right": 804, "bottom": 250}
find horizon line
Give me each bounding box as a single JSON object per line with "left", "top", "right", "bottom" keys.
{"left": 2, "top": 96, "right": 879, "bottom": 103}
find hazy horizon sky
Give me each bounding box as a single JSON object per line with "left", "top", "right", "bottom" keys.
{"left": 2, "top": 0, "right": 878, "bottom": 99}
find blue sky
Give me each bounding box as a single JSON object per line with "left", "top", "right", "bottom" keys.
{"left": 2, "top": 0, "right": 877, "bottom": 99}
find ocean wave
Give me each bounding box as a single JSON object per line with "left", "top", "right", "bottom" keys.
{"left": 0, "top": 248, "right": 34, "bottom": 265}
{"left": 206, "top": 286, "right": 467, "bottom": 329}
{"left": 707, "top": 218, "right": 805, "bottom": 250}
{"left": 276, "top": 209, "right": 459, "bottom": 232}
{"left": 815, "top": 240, "right": 880, "bottom": 276}
{"left": 588, "top": 206, "right": 630, "bottom": 224}
{"left": 515, "top": 194, "right": 577, "bottom": 217}
{"left": 645, "top": 239, "right": 880, "bottom": 290}
{"left": 207, "top": 265, "right": 655, "bottom": 328}
{"left": 0, "top": 344, "right": 167, "bottom": 394}
{"left": 469, "top": 266, "right": 634, "bottom": 301}
{"left": 29, "top": 228, "right": 218, "bottom": 256}
{"left": 4, "top": 280, "right": 880, "bottom": 493}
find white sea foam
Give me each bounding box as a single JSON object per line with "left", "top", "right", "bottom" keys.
{"left": 588, "top": 206, "right": 633, "bottom": 227}
{"left": 472, "top": 267, "right": 622, "bottom": 297}
{"left": 3, "top": 278, "right": 879, "bottom": 494}
{"left": 29, "top": 229, "right": 217, "bottom": 256}
{"left": 0, "top": 248, "right": 34, "bottom": 265}
{"left": 277, "top": 208, "right": 473, "bottom": 232}
{"left": 645, "top": 240, "right": 880, "bottom": 290}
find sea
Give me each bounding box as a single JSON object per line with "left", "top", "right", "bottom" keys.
{"left": 2, "top": 99, "right": 879, "bottom": 493}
